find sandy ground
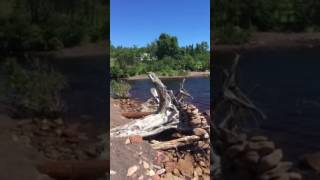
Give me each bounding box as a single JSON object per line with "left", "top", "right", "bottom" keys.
{"left": 109, "top": 98, "right": 157, "bottom": 180}
{"left": 0, "top": 114, "right": 52, "bottom": 180}
{"left": 127, "top": 71, "right": 210, "bottom": 80}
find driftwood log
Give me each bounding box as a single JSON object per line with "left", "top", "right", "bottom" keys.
{"left": 121, "top": 111, "right": 153, "bottom": 119}
{"left": 110, "top": 72, "right": 182, "bottom": 138}
{"left": 111, "top": 72, "right": 210, "bottom": 151}
{"left": 37, "top": 160, "right": 108, "bottom": 179}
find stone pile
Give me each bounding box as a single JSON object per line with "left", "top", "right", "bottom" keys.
{"left": 151, "top": 104, "right": 211, "bottom": 180}
{"left": 218, "top": 128, "right": 302, "bottom": 180}
{"left": 181, "top": 104, "right": 210, "bottom": 150}
{"left": 156, "top": 150, "right": 211, "bottom": 180}
{"left": 13, "top": 119, "right": 103, "bottom": 161}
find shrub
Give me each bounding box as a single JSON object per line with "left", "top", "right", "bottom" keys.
{"left": 47, "top": 37, "right": 64, "bottom": 51}
{"left": 1, "top": 59, "right": 67, "bottom": 119}
{"left": 110, "top": 80, "right": 131, "bottom": 99}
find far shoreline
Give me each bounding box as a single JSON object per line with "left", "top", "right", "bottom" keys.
{"left": 214, "top": 32, "right": 320, "bottom": 53}
{"left": 125, "top": 71, "right": 210, "bottom": 80}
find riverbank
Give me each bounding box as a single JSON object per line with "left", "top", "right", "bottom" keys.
{"left": 126, "top": 71, "right": 210, "bottom": 80}
{"left": 215, "top": 32, "right": 320, "bottom": 53}
{"left": 110, "top": 97, "right": 211, "bottom": 179}
{"left": 0, "top": 114, "right": 53, "bottom": 180}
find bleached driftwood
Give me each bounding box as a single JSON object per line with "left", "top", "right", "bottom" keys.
{"left": 150, "top": 135, "right": 200, "bottom": 150}
{"left": 110, "top": 72, "right": 183, "bottom": 138}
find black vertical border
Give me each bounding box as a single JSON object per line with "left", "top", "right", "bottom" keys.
{"left": 106, "top": 0, "right": 111, "bottom": 178}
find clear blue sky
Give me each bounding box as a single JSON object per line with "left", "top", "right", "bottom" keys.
{"left": 111, "top": 0, "right": 210, "bottom": 47}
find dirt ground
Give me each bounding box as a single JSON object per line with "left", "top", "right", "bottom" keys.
{"left": 0, "top": 114, "right": 53, "bottom": 180}
{"left": 109, "top": 98, "right": 157, "bottom": 179}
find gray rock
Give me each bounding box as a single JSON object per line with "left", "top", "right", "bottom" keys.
{"left": 248, "top": 141, "right": 275, "bottom": 156}
{"left": 250, "top": 136, "right": 268, "bottom": 142}
{"left": 244, "top": 151, "right": 260, "bottom": 164}
{"left": 226, "top": 142, "right": 247, "bottom": 158}
{"left": 288, "top": 172, "right": 302, "bottom": 180}
{"left": 258, "top": 149, "right": 283, "bottom": 172}
{"left": 260, "top": 162, "right": 292, "bottom": 179}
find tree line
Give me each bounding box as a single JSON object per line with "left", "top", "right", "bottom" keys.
{"left": 214, "top": 0, "right": 320, "bottom": 44}
{"left": 0, "top": 0, "right": 108, "bottom": 55}
{"left": 110, "top": 33, "right": 210, "bottom": 78}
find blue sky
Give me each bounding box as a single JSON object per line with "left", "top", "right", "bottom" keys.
{"left": 111, "top": 0, "right": 210, "bottom": 47}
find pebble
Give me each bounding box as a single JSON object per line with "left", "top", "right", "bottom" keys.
{"left": 110, "top": 170, "right": 117, "bottom": 175}
{"left": 143, "top": 161, "right": 150, "bottom": 169}
{"left": 127, "top": 165, "right": 139, "bottom": 176}
{"left": 156, "top": 168, "right": 166, "bottom": 175}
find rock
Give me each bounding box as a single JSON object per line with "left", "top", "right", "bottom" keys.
{"left": 248, "top": 141, "right": 275, "bottom": 156}
{"left": 244, "top": 151, "right": 260, "bottom": 164}
{"left": 195, "top": 166, "right": 203, "bottom": 176}
{"left": 193, "top": 128, "right": 208, "bottom": 137}
{"left": 156, "top": 168, "right": 166, "bottom": 175}
{"left": 288, "top": 172, "right": 302, "bottom": 180}
{"left": 163, "top": 173, "right": 182, "bottom": 180}
{"left": 199, "top": 161, "right": 206, "bottom": 167}
{"left": 55, "top": 129, "right": 63, "bottom": 136}
{"left": 260, "top": 162, "right": 293, "bottom": 179}
{"left": 191, "top": 118, "right": 202, "bottom": 125}
{"left": 220, "top": 128, "right": 247, "bottom": 145}
{"left": 53, "top": 118, "right": 64, "bottom": 126}
{"left": 152, "top": 175, "right": 161, "bottom": 180}
{"left": 17, "top": 119, "right": 32, "bottom": 127}
{"left": 129, "top": 135, "right": 143, "bottom": 144}
{"left": 125, "top": 138, "right": 130, "bottom": 144}
{"left": 173, "top": 168, "right": 181, "bottom": 176}
{"left": 198, "top": 141, "right": 210, "bottom": 149}
{"left": 146, "top": 169, "right": 155, "bottom": 176}
{"left": 177, "top": 156, "right": 194, "bottom": 177}
{"left": 41, "top": 124, "right": 50, "bottom": 131}
{"left": 85, "top": 147, "right": 97, "bottom": 157}
{"left": 127, "top": 165, "right": 139, "bottom": 176}
{"left": 143, "top": 161, "right": 150, "bottom": 169}
{"left": 250, "top": 136, "right": 268, "bottom": 142}
{"left": 201, "top": 175, "right": 210, "bottom": 180}
{"left": 138, "top": 175, "right": 144, "bottom": 180}
{"left": 259, "top": 149, "right": 283, "bottom": 172}
{"left": 226, "top": 142, "right": 247, "bottom": 158}
{"left": 154, "top": 151, "right": 166, "bottom": 165}
{"left": 301, "top": 152, "right": 320, "bottom": 173}
{"left": 165, "top": 161, "right": 176, "bottom": 173}
{"left": 65, "top": 137, "right": 80, "bottom": 144}
{"left": 110, "top": 170, "right": 117, "bottom": 175}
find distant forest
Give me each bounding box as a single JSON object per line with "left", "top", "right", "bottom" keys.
{"left": 0, "top": 0, "right": 108, "bottom": 54}
{"left": 214, "top": 0, "right": 320, "bottom": 44}
{"left": 111, "top": 33, "right": 210, "bottom": 78}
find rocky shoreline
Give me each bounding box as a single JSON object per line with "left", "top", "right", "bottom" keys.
{"left": 12, "top": 118, "right": 105, "bottom": 161}
{"left": 110, "top": 98, "right": 211, "bottom": 180}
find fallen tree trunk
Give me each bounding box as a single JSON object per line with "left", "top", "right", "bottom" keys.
{"left": 121, "top": 111, "right": 153, "bottom": 119}
{"left": 150, "top": 135, "right": 200, "bottom": 150}
{"left": 37, "top": 160, "right": 108, "bottom": 179}
{"left": 110, "top": 72, "right": 182, "bottom": 138}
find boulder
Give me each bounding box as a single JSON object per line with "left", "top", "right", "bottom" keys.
{"left": 247, "top": 141, "right": 275, "bottom": 156}
{"left": 176, "top": 156, "right": 194, "bottom": 177}
{"left": 258, "top": 149, "right": 283, "bottom": 172}
{"left": 301, "top": 152, "right": 320, "bottom": 173}
{"left": 244, "top": 151, "right": 260, "bottom": 164}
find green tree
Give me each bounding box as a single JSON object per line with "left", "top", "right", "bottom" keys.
{"left": 155, "top": 33, "right": 179, "bottom": 59}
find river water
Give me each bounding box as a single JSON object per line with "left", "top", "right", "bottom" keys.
{"left": 46, "top": 55, "right": 108, "bottom": 130}
{"left": 215, "top": 47, "right": 320, "bottom": 162}
{"left": 128, "top": 76, "right": 210, "bottom": 112}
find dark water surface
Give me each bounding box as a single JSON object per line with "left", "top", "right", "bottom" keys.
{"left": 128, "top": 76, "right": 210, "bottom": 112}
{"left": 47, "top": 55, "right": 108, "bottom": 130}
{"left": 217, "top": 47, "right": 320, "bottom": 161}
